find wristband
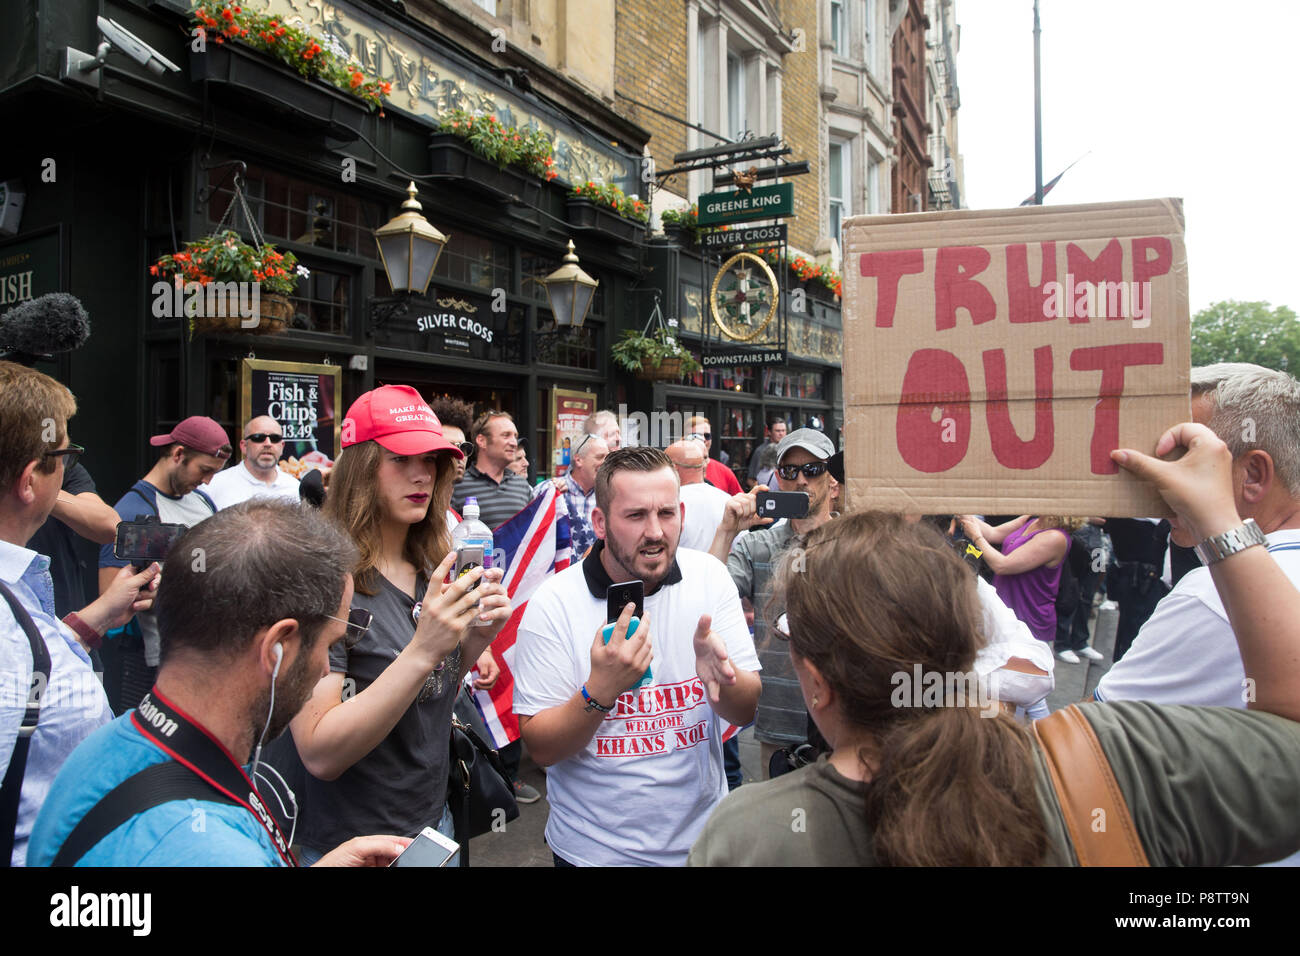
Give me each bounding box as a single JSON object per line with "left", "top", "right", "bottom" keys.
{"left": 581, "top": 685, "right": 613, "bottom": 713}
{"left": 63, "top": 612, "right": 103, "bottom": 650}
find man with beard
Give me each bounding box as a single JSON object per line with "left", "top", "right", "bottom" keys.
{"left": 98, "top": 416, "right": 230, "bottom": 714}
{"left": 513, "top": 447, "right": 760, "bottom": 866}
{"left": 29, "top": 500, "right": 410, "bottom": 866}
{"left": 205, "top": 416, "right": 301, "bottom": 509}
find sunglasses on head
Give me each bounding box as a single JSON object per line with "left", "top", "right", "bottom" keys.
{"left": 777, "top": 461, "right": 828, "bottom": 480}
{"left": 452, "top": 441, "right": 474, "bottom": 457}
{"left": 245, "top": 433, "right": 284, "bottom": 444}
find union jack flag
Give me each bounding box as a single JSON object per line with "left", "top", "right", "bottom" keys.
{"left": 469, "top": 484, "right": 572, "bottom": 749}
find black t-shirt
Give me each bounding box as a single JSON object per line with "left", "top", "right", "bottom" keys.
{"left": 27, "top": 463, "right": 99, "bottom": 617}
{"left": 1105, "top": 518, "right": 1169, "bottom": 567}
{"left": 297, "top": 573, "right": 460, "bottom": 851}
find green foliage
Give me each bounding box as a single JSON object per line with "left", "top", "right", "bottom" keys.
{"left": 436, "top": 109, "right": 559, "bottom": 181}
{"left": 610, "top": 327, "right": 702, "bottom": 375}
{"left": 1190, "top": 300, "right": 1300, "bottom": 372}
{"left": 570, "top": 181, "right": 649, "bottom": 223}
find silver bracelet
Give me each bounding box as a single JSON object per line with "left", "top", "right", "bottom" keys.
{"left": 1194, "top": 519, "right": 1266, "bottom": 565}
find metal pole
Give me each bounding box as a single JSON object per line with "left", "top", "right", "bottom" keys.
{"left": 1034, "top": 0, "right": 1043, "bottom": 205}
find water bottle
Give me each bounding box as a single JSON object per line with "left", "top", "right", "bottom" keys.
{"left": 452, "top": 497, "right": 494, "bottom": 627}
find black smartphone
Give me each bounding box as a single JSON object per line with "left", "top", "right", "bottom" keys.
{"left": 754, "top": 490, "right": 810, "bottom": 520}
{"left": 113, "top": 516, "right": 187, "bottom": 565}
{"left": 606, "top": 580, "right": 645, "bottom": 624}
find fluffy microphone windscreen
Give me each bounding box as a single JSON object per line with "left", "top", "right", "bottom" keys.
{"left": 0, "top": 293, "right": 91, "bottom": 356}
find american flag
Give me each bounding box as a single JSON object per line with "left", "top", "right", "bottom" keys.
{"left": 469, "top": 484, "right": 572, "bottom": 749}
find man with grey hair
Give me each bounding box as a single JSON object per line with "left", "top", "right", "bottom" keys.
{"left": 583, "top": 410, "right": 622, "bottom": 451}
{"left": 29, "top": 499, "right": 413, "bottom": 867}
{"left": 538, "top": 432, "right": 608, "bottom": 558}
{"left": 1096, "top": 363, "right": 1300, "bottom": 867}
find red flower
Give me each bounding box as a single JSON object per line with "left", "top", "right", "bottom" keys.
{"left": 380, "top": 81, "right": 392, "bottom": 94}
{"left": 275, "top": 26, "right": 285, "bottom": 36}
{"left": 350, "top": 71, "right": 363, "bottom": 88}
{"left": 221, "top": 8, "right": 233, "bottom": 21}
{"left": 149, "top": 265, "right": 159, "bottom": 276}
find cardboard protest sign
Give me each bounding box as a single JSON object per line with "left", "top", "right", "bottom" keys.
{"left": 842, "top": 198, "right": 1190, "bottom": 517}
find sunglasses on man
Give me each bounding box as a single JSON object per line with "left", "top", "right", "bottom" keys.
{"left": 245, "top": 433, "right": 284, "bottom": 444}
{"left": 44, "top": 443, "right": 85, "bottom": 472}
{"left": 777, "top": 461, "right": 828, "bottom": 480}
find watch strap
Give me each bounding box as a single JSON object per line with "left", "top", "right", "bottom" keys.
{"left": 62, "top": 612, "right": 103, "bottom": 650}
{"left": 1194, "top": 519, "right": 1265, "bottom": 566}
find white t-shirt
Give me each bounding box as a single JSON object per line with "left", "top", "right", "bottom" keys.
{"left": 513, "top": 546, "right": 760, "bottom": 866}
{"left": 1095, "top": 527, "right": 1300, "bottom": 868}
{"left": 678, "top": 482, "right": 731, "bottom": 553}
{"left": 1096, "top": 528, "right": 1300, "bottom": 709}
{"left": 206, "top": 461, "right": 300, "bottom": 509}
{"left": 974, "top": 576, "right": 1056, "bottom": 708}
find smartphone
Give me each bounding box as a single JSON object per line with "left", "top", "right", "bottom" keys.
{"left": 606, "top": 580, "right": 644, "bottom": 624}
{"left": 454, "top": 545, "right": 486, "bottom": 593}
{"left": 113, "top": 516, "right": 187, "bottom": 565}
{"left": 754, "top": 490, "right": 810, "bottom": 520}
{"left": 388, "top": 827, "right": 460, "bottom": 868}
{"left": 601, "top": 617, "right": 652, "bottom": 689}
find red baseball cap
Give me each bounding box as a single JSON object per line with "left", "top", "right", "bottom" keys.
{"left": 342, "top": 385, "right": 464, "bottom": 458}
{"left": 150, "top": 416, "right": 232, "bottom": 459}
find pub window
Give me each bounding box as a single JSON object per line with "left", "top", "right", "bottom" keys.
{"left": 435, "top": 230, "right": 510, "bottom": 291}
{"left": 205, "top": 162, "right": 383, "bottom": 259}
{"left": 289, "top": 263, "right": 352, "bottom": 336}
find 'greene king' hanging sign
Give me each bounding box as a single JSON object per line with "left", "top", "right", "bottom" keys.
{"left": 842, "top": 198, "right": 1191, "bottom": 517}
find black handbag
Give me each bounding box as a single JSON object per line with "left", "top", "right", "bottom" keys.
{"left": 447, "top": 715, "right": 519, "bottom": 865}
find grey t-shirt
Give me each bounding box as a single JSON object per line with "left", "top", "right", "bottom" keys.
{"left": 689, "top": 702, "right": 1300, "bottom": 866}
{"left": 297, "top": 573, "right": 460, "bottom": 852}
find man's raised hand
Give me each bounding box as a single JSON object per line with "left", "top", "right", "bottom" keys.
{"left": 693, "top": 614, "right": 736, "bottom": 704}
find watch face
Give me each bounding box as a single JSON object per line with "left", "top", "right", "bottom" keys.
{"left": 710, "top": 251, "right": 779, "bottom": 342}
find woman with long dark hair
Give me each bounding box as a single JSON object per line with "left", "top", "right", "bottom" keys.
{"left": 290, "top": 386, "right": 511, "bottom": 864}
{"left": 690, "top": 425, "right": 1300, "bottom": 866}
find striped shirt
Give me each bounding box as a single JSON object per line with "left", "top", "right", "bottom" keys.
{"left": 451, "top": 465, "right": 533, "bottom": 529}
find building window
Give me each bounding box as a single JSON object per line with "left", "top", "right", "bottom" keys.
{"left": 289, "top": 264, "right": 352, "bottom": 336}
{"left": 828, "top": 140, "right": 849, "bottom": 242}
{"left": 831, "top": 0, "right": 847, "bottom": 56}
{"left": 472, "top": 0, "right": 497, "bottom": 15}
{"left": 434, "top": 230, "right": 510, "bottom": 291}
{"left": 867, "top": 154, "right": 881, "bottom": 214}
{"left": 727, "top": 52, "right": 746, "bottom": 139}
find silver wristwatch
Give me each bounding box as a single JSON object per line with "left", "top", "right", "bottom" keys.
{"left": 1194, "top": 519, "right": 1266, "bottom": 565}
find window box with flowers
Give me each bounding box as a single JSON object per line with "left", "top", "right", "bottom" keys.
{"left": 428, "top": 110, "right": 558, "bottom": 204}
{"left": 754, "top": 246, "right": 843, "bottom": 302}
{"left": 188, "top": 4, "right": 393, "bottom": 140}
{"left": 658, "top": 204, "right": 729, "bottom": 247}
{"left": 566, "top": 182, "right": 647, "bottom": 244}
{"left": 151, "top": 230, "right": 308, "bottom": 337}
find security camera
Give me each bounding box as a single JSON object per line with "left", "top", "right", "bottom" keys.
{"left": 61, "top": 15, "right": 180, "bottom": 89}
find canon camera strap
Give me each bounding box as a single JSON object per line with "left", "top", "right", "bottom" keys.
{"left": 131, "top": 686, "right": 297, "bottom": 866}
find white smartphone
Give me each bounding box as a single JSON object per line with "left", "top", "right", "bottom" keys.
{"left": 388, "top": 827, "right": 460, "bottom": 868}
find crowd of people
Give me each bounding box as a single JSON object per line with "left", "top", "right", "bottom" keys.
{"left": 3, "top": 354, "right": 1300, "bottom": 868}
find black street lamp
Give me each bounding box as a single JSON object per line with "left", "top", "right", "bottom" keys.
{"left": 374, "top": 181, "right": 448, "bottom": 295}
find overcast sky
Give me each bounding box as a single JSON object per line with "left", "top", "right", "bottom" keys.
{"left": 956, "top": 0, "right": 1300, "bottom": 315}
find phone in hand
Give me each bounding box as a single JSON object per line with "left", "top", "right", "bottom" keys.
{"left": 754, "top": 490, "right": 810, "bottom": 520}
{"left": 388, "top": 827, "right": 460, "bottom": 868}
{"left": 606, "top": 580, "right": 644, "bottom": 624}
{"left": 454, "top": 545, "right": 486, "bottom": 593}
{"left": 113, "top": 516, "right": 187, "bottom": 566}
{"left": 601, "top": 617, "right": 652, "bottom": 689}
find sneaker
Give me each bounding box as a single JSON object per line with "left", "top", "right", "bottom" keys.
{"left": 1078, "top": 646, "right": 1105, "bottom": 661}
{"left": 512, "top": 780, "right": 541, "bottom": 804}
{"left": 1056, "top": 649, "right": 1081, "bottom": 664}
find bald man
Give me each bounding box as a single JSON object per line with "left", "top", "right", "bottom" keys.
{"left": 669, "top": 439, "right": 732, "bottom": 553}
{"left": 206, "top": 415, "right": 301, "bottom": 509}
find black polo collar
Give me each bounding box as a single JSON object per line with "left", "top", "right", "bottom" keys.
{"left": 581, "top": 539, "right": 683, "bottom": 600}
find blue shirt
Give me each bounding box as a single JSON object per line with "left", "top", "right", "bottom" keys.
{"left": 28, "top": 714, "right": 288, "bottom": 867}
{"left": 0, "top": 539, "right": 110, "bottom": 866}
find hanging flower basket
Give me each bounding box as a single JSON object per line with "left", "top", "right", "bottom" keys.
{"left": 190, "top": 292, "right": 295, "bottom": 336}
{"left": 634, "top": 355, "right": 683, "bottom": 382}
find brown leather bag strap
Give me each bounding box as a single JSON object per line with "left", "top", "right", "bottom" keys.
{"left": 1031, "top": 705, "right": 1150, "bottom": 866}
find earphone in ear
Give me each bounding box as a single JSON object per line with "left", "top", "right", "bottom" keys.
{"left": 272, "top": 643, "right": 283, "bottom": 679}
